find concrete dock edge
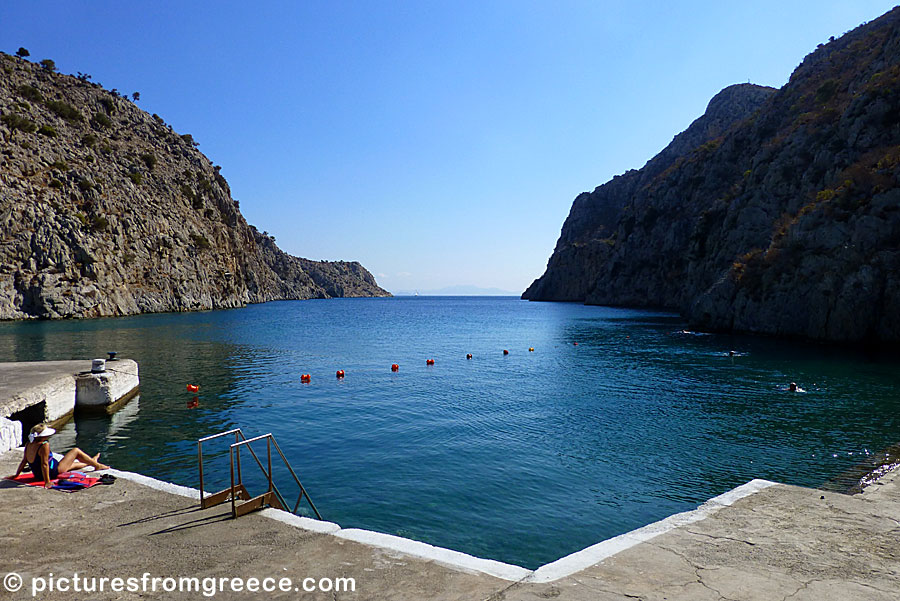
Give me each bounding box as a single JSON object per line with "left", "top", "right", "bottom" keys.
{"left": 106, "top": 466, "right": 779, "bottom": 583}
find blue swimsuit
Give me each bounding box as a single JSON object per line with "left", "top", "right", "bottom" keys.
{"left": 28, "top": 442, "right": 60, "bottom": 480}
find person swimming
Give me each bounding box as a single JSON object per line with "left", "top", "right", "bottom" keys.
{"left": 11, "top": 424, "right": 109, "bottom": 489}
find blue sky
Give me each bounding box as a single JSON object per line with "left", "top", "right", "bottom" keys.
{"left": 2, "top": 1, "right": 895, "bottom": 294}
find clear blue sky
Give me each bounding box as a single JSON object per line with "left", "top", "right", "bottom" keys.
{"left": 2, "top": 2, "right": 895, "bottom": 294}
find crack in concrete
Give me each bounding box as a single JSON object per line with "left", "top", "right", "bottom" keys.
{"left": 483, "top": 575, "right": 529, "bottom": 601}
{"left": 781, "top": 584, "right": 806, "bottom": 601}
{"left": 684, "top": 529, "right": 757, "bottom": 546}
{"left": 565, "top": 574, "right": 644, "bottom": 600}
{"left": 850, "top": 579, "right": 898, "bottom": 595}
{"left": 643, "top": 540, "right": 734, "bottom": 601}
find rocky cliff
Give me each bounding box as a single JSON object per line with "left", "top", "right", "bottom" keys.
{"left": 524, "top": 7, "right": 900, "bottom": 343}
{"left": 0, "top": 53, "right": 389, "bottom": 319}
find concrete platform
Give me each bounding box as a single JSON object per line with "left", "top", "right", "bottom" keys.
{"left": 0, "top": 448, "right": 898, "bottom": 600}
{"left": 0, "top": 360, "right": 139, "bottom": 452}
{"left": 0, "top": 360, "right": 92, "bottom": 423}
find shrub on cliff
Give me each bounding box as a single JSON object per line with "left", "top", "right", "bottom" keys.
{"left": 17, "top": 85, "right": 42, "bottom": 102}
{"left": 15, "top": 47, "right": 29, "bottom": 58}
{"left": 91, "top": 112, "right": 111, "bottom": 128}
{"left": 198, "top": 178, "right": 213, "bottom": 195}
{"left": 45, "top": 100, "right": 83, "bottom": 122}
{"left": 39, "top": 59, "right": 56, "bottom": 72}
{"left": 1, "top": 112, "right": 37, "bottom": 133}
{"left": 91, "top": 216, "right": 108, "bottom": 231}
{"left": 190, "top": 233, "right": 211, "bottom": 249}
{"left": 140, "top": 153, "right": 157, "bottom": 170}
{"left": 99, "top": 97, "right": 116, "bottom": 114}
{"left": 37, "top": 124, "right": 57, "bottom": 137}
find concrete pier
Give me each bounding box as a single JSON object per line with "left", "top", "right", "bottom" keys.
{"left": 0, "top": 447, "right": 897, "bottom": 600}
{"left": 0, "top": 359, "right": 139, "bottom": 451}
{"left": 75, "top": 360, "right": 140, "bottom": 412}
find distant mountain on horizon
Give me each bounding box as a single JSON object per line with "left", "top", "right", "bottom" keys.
{"left": 392, "top": 285, "right": 519, "bottom": 296}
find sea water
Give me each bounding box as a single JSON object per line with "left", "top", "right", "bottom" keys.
{"left": 1, "top": 297, "right": 898, "bottom": 568}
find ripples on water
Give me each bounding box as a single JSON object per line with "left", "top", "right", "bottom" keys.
{"left": 1, "top": 297, "right": 899, "bottom": 568}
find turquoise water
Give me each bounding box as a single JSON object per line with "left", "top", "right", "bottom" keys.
{"left": 1, "top": 297, "right": 899, "bottom": 568}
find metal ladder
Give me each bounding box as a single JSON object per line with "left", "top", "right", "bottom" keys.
{"left": 197, "top": 428, "right": 322, "bottom": 520}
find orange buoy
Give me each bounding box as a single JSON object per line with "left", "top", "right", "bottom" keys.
{"left": 186, "top": 384, "right": 199, "bottom": 393}
{"left": 529, "top": 347, "right": 534, "bottom": 352}
{"left": 426, "top": 359, "right": 435, "bottom": 365}
{"left": 300, "top": 374, "right": 311, "bottom": 383}
{"left": 336, "top": 370, "right": 345, "bottom": 378}
{"left": 466, "top": 353, "right": 472, "bottom": 360}
{"left": 391, "top": 364, "right": 399, "bottom": 372}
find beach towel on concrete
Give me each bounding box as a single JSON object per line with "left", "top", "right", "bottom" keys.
{"left": 6, "top": 471, "right": 101, "bottom": 491}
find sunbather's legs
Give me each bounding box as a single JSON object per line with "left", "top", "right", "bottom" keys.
{"left": 58, "top": 449, "right": 108, "bottom": 473}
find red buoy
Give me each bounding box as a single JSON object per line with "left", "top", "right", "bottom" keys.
{"left": 186, "top": 384, "right": 199, "bottom": 393}
{"left": 503, "top": 349, "right": 509, "bottom": 355}
{"left": 466, "top": 354, "right": 472, "bottom": 360}
{"left": 574, "top": 342, "right": 578, "bottom": 346}
{"left": 300, "top": 374, "right": 311, "bottom": 383}
{"left": 426, "top": 359, "right": 435, "bottom": 365}
{"left": 391, "top": 364, "right": 399, "bottom": 372}
{"left": 336, "top": 370, "right": 345, "bottom": 378}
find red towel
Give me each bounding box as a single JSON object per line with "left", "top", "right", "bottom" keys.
{"left": 7, "top": 472, "right": 100, "bottom": 490}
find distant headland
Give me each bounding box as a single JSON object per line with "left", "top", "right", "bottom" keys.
{"left": 0, "top": 52, "right": 389, "bottom": 320}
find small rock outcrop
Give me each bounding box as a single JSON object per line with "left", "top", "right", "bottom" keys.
{"left": 525, "top": 7, "right": 900, "bottom": 343}
{"left": 0, "top": 54, "right": 389, "bottom": 319}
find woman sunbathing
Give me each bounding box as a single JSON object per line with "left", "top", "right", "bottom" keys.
{"left": 12, "top": 424, "right": 109, "bottom": 489}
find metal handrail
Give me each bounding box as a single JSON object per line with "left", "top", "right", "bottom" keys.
{"left": 198, "top": 429, "right": 243, "bottom": 504}
{"left": 271, "top": 436, "right": 322, "bottom": 517}
{"left": 197, "top": 428, "right": 322, "bottom": 520}
{"left": 198, "top": 429, "right": 283, "bottom": 508}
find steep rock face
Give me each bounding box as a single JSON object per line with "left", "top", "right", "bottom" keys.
{"left": 523, "top": 83, "right": 775, "bottom": 302}
{"left": 0, "top": 54, "right": 389, "bottom": 320}
{"left": 525, "top": 7, "right": 900, "bottom": 342}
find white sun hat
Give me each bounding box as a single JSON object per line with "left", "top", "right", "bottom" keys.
{"left": 28, "top": 427, "right": 56, "bottom": 443}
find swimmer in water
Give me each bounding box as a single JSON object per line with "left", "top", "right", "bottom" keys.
{"left": 789, "top": 382, "right": 799, "bottom": 392}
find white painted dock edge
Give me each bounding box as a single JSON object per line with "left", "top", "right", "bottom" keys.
{"left": 0, "top": 417, "right": 22, "bottom": 454}
{"left": 106, "top": 467, "right": 778, "bottom": 584}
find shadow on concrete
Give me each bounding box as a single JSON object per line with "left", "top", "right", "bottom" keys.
{"left": 148, "top": 510, "right": 233, "bottom": 535}
{"left": 116, "top": 504, "right": 205, "bottom": 527}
